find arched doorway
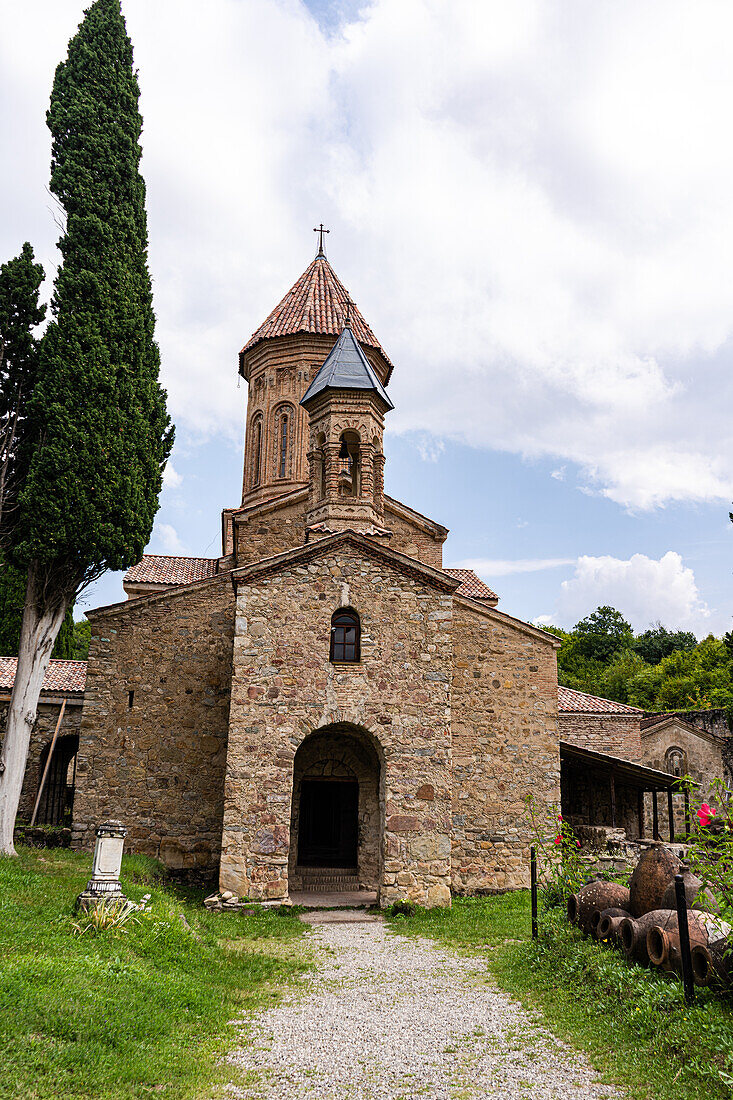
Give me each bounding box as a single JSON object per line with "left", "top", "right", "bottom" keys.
{"left": 35, "top": 735, "right": 79, "bottom": 827}
{"left": 289, "top": 724, "right": 383, "bottom": 892}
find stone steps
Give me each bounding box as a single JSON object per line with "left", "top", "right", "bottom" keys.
{"left": 296, "top": 868, "right": 360, "bottom": 891}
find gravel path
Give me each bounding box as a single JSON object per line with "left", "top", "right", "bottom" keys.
{"left": 225, "top": 920, "right": 622, "bottom": 1100}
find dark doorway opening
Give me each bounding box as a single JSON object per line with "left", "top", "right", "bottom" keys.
{"left": 36, "top": 735, "right": 78, "bottom": 827}
{"left": 297, "top": 779, "right": 358, "bottom": 867}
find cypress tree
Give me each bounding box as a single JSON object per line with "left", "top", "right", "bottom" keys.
{"left": 0, "top": 243, "right": 45, "bottom": 533}
{"left": 0, "top": 0, "right": 173, "bottom": 854}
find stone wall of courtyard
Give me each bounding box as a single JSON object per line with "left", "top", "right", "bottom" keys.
{"left": 221, "top": 537, "right": 456, "bottom": 907}
{"left": 450, "top": 598, "right": 560, "bottom": 894}
{"left": 72, "top": 577, "right": 234, "bottom": 874}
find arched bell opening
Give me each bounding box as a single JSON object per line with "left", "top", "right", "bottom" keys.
{"left": 337, "top": 431, "right": 360, "bottom": 498}
{"left": 289, "top": 723, "right": 384, "bottom": 892}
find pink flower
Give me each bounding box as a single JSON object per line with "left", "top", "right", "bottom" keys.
{"left": 576, "top": 841, "right": 581, "bottom": 848}
{"left": 698, "top": 802, "right": 716, "bottom": 827}
{"left": 554, "top": 835, "right": 562, "bottom": 845}
{"left": 557, "top": 813, "right": 563, "bottom": 822}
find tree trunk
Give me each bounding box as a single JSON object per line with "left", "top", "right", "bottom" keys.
{"left": 0, "top": 560, "right": 71, "bottom": 855}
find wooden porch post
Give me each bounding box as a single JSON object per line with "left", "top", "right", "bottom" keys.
{"left": 637, "top": 789, "right": 645, "bottom": 839}
{"left": 652, "top": 789, "right": 659, "bottom": 840}
{"left": 610, "top": 772, "right": 617, "bottom": 828}
{"left": 667, "top": 788, "right": 674, "bottom": 842}
{"left": 684, "top": 787, "right": 691, "bottom": 837}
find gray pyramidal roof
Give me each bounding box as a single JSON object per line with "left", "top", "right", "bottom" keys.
{"left": 300, "top": 325, "right": 394, "bottom": 410}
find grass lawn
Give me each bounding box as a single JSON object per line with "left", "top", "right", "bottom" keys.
{"left": 0, "top": 847, "right": 312, "bottom": 1100}
{"left": 387, "top": 893, "right": 733, "bottom": 1100}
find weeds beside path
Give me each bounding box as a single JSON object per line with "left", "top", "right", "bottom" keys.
{"left": 387, "top": 893, "right": 733, "bottom": 1100}
{"left": 0, "top": 847, "right": 312, "bottom": 1100}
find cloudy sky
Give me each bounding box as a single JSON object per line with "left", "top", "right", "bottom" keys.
{"left": 1, "top": 0, "right": 731, "bottom": 636}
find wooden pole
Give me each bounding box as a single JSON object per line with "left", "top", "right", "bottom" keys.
{"left": 530, "top": 846, "right": 538, "bottom": 940}
{"left": 29, "top": 699, "right": 66, "bottom": 827}
{"left": 675, "top": 874, "right": 695, "bottom": 1005}
{"left": 637, "top": 789, "right": 645, "bottom": 839}
{"left": 667, "top": 788, "right": 675, "bottom": 842}
{"left": 610, "top": 773, "right": 617, "bottom": 828}
{"left": 684, "top": 787, "right": 691, "bottom": 837}
{"left": 652, "top": 789, "right": 659, "bottom": 840}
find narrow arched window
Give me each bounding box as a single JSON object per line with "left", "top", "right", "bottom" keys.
{"left": 665, "top": 747, "right": 686, "bottom": 777}
{"left": 330, "top": 608, "right": 360, "bottom": 663}
{"left": 278, "top": 413, "right": 289, "bottom": 478}
{"left": 251, "top": 416, "right": 262, "bottom": 487}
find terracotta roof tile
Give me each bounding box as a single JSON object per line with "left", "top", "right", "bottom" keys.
{"left": 558, "top": 686, "right": 642, "bottom": 715}
{"left": 124, "top": 556, "right": 218, "bottom": 586}
{"left": 0, "top": 657, "right": 86, "bottom": 694}
{"left": 241, "top": 255, "right": 392, "bottom": 372}
{"left": 444, "top": 568, "right": 499, "bottom": 602}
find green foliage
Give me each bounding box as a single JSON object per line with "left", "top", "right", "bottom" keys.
{"left": 634, "top": 623, "right": 697, "bottom": 665}
{"left": 70, "top": 618, "right": 90, "bottom": 660}
{"left": 573, "top": 605, "right": 634, "bottom": 663}
{"left": 0, "top": 847, "right": 311, "bottom": 1100}
{"left": 548, "top": 605, "right": 733, "bottom": 712}
{"left": 9, "top": 0, "right": 173, "bottom": 591}
{"left": 682, "top": 776, "right": 733, "bottom": 920}
{"left": 0, "top": 242, "right": 45, "bottom": 534}
{"left": 0, "top": 562, "right": 73, "bottom": 657}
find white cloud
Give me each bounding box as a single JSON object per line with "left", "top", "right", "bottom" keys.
{"left": 554, "top": 551, "right": 720, "bottom": 636}
{"left": 455, "top": 557, "right": 575, "bottom": 577}
{"left": 3, "top": 1, "right": 733, "bottom": 506}
{"left": 154, "top": 523, "right": 188, "bottom": 556}
{"left": 550, "top": 467, "right": 566, "bottom": 482}
{"left": 162, "top": 463, "right": 182, "bottom": 490}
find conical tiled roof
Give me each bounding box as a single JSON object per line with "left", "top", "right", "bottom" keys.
{"left": 301, "top": 325, "right": 394, "bottom": 409}
{"left": 239, "top": 254, "right": 392, "bottom": 379}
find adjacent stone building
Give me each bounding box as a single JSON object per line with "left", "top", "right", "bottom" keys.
{"left": 68, "top": 248, "right": 561, "bottom": 906}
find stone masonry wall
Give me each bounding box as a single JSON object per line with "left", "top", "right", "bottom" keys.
{"left": 221, "top": 547, "right": 454, "bottom": 907}
{"left": 642, "top": 719, "right": 726, "bottom": 803}
{"left": 559, "top": 713, "right": 643, "bottom": 762}
{"left": 6, "top": 698, "right": 83, "bottom": 821}
{"left": 234, "top": 492, "right": 307, "bottom": 566}
{"left": 384, "top": 500, "right": 444, "bottom": 569}
{"left": 72, "top": 577, "right": 234, "bottom": 874}
{"left": 450, "top": 599, "right": 560, "bottom": 894}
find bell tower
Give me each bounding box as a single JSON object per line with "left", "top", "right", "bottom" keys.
{"left": 301, "top": 324, "right": 393, "bottom": 534}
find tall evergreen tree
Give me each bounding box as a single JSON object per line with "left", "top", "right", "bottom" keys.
{"left": 0, "top": 0, "right": 173, "bottom": 855}
{"left": 0, "top": 243, "right": 45, "bottom": 532}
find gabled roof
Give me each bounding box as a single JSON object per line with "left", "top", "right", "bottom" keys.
{"left": 443, "top": 568, "right": 498, "bottom": 604}
{"left": 124, "top": 555, "right": 219, "bottom": 586}
{"left": 239, "top": 254, "right": 392, "bottom": 379}
{"left": 0, "top": 657, "right": 87, "bottom": 695}
{"left": 558, "top": 685, "right": 643, "bottom": 715}
{"left": 300, "top": 325, "right": 393, "bottom": 409}
{"left": 232, "top": 529, "right": 461, "bottom": 593}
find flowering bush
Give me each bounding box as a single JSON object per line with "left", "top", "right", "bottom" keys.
{"left": 525, "top": 796, "right": 606, "bottom": 911}
{"left": 682, "top": 778, "right": 732, "bottom": 919}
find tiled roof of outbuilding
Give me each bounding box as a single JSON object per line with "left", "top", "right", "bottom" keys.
{"left": 0, "top": 657, "right": 87, "bottom": 694}
{"left": 444, "top": 568, "right": 499, "bottom": 602}
{"left": 124, "top": 555, "right": 218, "bottom": 586}
{"left": 240, "top": 254, "right": 392, "bottom": 373}
{"left": 558, "top": 685, "right": 642, "bottom": 715}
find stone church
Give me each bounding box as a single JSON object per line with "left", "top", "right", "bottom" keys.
{"left": 69, "top": 246, "right": 561, "bottom": 907}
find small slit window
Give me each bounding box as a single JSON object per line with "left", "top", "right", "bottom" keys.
{"left": 278, "top": 414, "right": 289, "bottom": 478}
{"left": 330, "top": 608, "right": 360, "bottom": 663}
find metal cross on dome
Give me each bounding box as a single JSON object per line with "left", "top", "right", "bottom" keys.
{"left": 313, "top": 223, "right": 330, "bottom": 256}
